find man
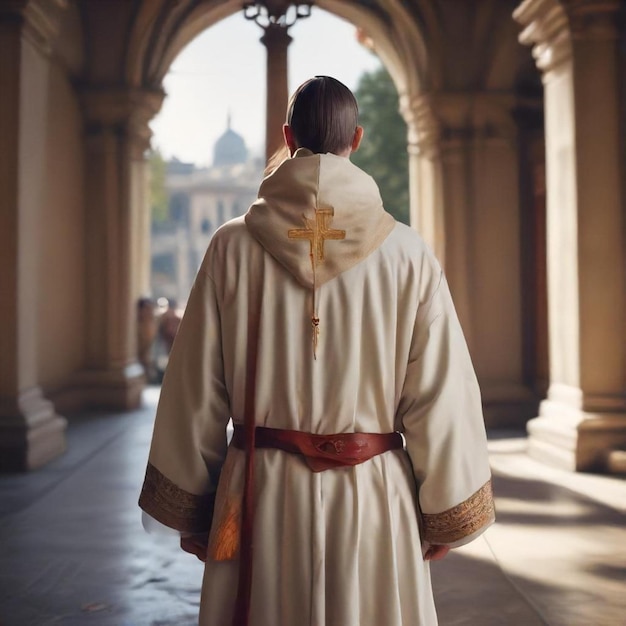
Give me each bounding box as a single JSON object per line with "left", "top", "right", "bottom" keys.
{"left": 140, "top": 76, "right": 495, "bottom": 626}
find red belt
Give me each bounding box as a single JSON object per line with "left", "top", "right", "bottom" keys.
{"left": 231, "top": 425, "right": 403, "bottom": 471}
{"left": 230, "top": 425, "right": 403, "bottom": 626}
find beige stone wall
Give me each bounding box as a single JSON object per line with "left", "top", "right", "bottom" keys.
{"left": 10, "top": 26, "right": 85, "bottom": 402}
{"left": 37, "top": 61, "right": 85, "bottom": 396}
{"left": 469, "top": 137, "right": 522, "bottom": 385}
{"left": 15, "top": 36, "right": 46, "bottom": 390}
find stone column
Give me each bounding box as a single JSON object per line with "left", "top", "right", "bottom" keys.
{"left": 402, "top": 91, "right": 538, "bottom": 427}
{"left": 78, "top": 88, "right": 163, "bottom": 409}
{"left": 514, "top": 105, "right": 549, "bottom": 400}
{"left": 514, "top": 0, "right": 626, "bottom": 471}
{"left": 0, "top": 1, "right": 67, "bottom": 470}
{"left": 400, "top": 95, "right": 446, "bottom": 262}
{"left": 133, "top": 154, "right": 152, "bottom": 299}
{"left": 260, "top": 23, "right": 292, "bottom": 163}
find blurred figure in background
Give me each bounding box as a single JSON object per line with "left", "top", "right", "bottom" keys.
{"left": 137, "top": 297, "right": 158, "bottom": 382}
{"left": 153, "top": 299, "right": 182, "bottom": 382}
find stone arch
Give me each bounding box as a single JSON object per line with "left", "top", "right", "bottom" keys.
{"left": 120, "top": 0, "right": 555, "bottom": 436}
{"left": 71, "top": 0, "right": 438, "bottom": 440}
{"left": 122, "top": 0, "right": 435, "bottom": 240}
{"left": 124, "top": 0, "right": 434, "bottom": 102}
{"left": 78, "top": 0, "right": 559, "bottom": 429}
{"left": 119, "top": 0, "right": 437, "bottom": 303}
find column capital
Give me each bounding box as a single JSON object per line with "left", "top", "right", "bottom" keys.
{"left": 514, "top": 0, "right": 572, "bottom": 73}
{"left": 259, "top": 21, "right": 293, "bottom": 48}
{"left": 80, "top": 87, "right": 165, "bottom": 157}
{"left": 514, "top": 0, "right": 620, "bottom": 74}
{"left": 565, "top": 0, "right": 621, "bottom": 40}
{"left": 0, "top": 0, "right": 69, "bottom": 56}
{"left": 399, "top": 94, "right": 441, "bottom": 157}
{"left": 401, "top": 91, "right": 520, "bottom": 156}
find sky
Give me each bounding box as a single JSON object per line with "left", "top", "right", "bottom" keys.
{"left": 150, "top": 7, "right": 382, "bottom": 166}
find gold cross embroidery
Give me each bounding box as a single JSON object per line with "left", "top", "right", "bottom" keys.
{"left": 288, "top": 208, "right": 346, "bottom": 263}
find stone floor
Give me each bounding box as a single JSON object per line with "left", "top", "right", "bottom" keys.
{"left": 0, "top": 387, "right": 624, "bottom": 626}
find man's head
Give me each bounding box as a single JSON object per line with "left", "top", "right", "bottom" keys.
{"left": 283, "top": 76, "right": 363, "bottom": 157}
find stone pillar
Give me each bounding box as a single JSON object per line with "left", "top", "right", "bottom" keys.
{"left": 400, "top": 96, "right": 446, "bottom": 262}
{"left": 260, "top": 23, "right": 292, "bottom": 163}
{"left": 514, "top": 0, "right": 626, "bottom": 471}
{"left": 78, "top": 88, "right": 163, "bottom": 409}
{"left": 133, "top": 155, "right": 152, "bottom": 298}
{"left": 402, "top": 91, "right": 538, "bottom": 427}
{"left": 0, "top": 1, "right": 67, "bottom": 470}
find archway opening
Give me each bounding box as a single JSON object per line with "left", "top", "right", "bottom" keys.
{"left": 136, "top": 5, "right": 417, "bottom": 384}
{"left": 146, "top": 7, "right": 410, "bottom": 308}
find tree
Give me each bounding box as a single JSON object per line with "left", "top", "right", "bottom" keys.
{"left": 149, "top": 148, "right": 169, "bottom": 223}
{"left": 352, "top": 65, "right": 410, "bottom": 225}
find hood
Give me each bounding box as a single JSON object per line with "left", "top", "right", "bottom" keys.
{"left": 245, "top": 148, "right": 396, "bottom": 289}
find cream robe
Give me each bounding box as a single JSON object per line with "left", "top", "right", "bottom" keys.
{"left": 140, "top": 150, "right": 495, "bottom": 626}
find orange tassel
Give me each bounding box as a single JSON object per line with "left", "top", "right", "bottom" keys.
{"left": 210, "top": 498, "right": 241, "bottom": 561}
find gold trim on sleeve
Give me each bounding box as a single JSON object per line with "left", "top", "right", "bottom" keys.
{"left": 138, "top": 462, "right": 215, "bottom": 534}
{"left": 422, "top": 479, "right": 495, "bottom": 545}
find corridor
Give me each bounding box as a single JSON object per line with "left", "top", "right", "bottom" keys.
{"left": 0, "top": 388, "right": 624, "bottom": 626}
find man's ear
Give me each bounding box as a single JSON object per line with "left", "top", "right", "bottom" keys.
{"left": 351, "top": 126, "right": 364, "bottom": 153}
{"left": 283, "top": 124, "right": 298, "bottom": 155}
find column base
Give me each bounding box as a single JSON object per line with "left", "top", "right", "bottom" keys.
{"left": 481, "top": 382, "right": 540, "bottom": 428}
{"left": 527, "top": 397, "right": 626, "bottom": 472}
{"left": 0, "top": 387, "right": 67, "bottom": 471}
{"left": 75, "top": 363, "right": 145, "bottom": 410}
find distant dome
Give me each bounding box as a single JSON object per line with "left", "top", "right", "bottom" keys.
{"left": 213, "top": 115, "right": 248, "bottom": 166}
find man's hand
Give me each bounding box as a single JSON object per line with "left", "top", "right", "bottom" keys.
{"left": 180, "top": 534, "right": 209, "bottom": 562}
{"left": 424, "top": 544, "right": 450, "bottom": 561}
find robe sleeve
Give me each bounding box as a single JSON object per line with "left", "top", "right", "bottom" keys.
{"left": 138, "top": 268, "right": 230, "bottom": 535}
{"left": 397, "top": 267, "right": 495, "bottom": 548}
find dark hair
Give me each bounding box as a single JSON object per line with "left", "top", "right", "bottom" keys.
{"left": 286, "top": 76, "right": 358, "bottom": 155}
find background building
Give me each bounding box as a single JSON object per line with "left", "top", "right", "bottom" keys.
{"left": 151, "top": 122, "right": 263, "bottom": 304}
